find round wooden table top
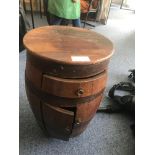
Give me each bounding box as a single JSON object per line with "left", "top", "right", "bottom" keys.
{"left": 23, "top": 26, "right": 114, "bottom": 65}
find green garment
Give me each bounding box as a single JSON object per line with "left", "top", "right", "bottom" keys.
{"left": 48, "top": 0, "right": 80, "bottom": 19}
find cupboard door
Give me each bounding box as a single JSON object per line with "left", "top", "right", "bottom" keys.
{"left": 76, "top": 94, "right": 103, "bottom": 122}
{"left": 42, "top": 103, "right": 74, "bottom": 140}
{"left": 71, "top": 94, "right": 103, "bottom": 137}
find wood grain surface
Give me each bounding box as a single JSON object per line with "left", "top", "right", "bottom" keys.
{"left": 42, "top": 103, "right": 74, "bottom": 140}
{"left": 24, "top": 26, "right": 113, "bottom": 140}
{"left": 23, "top": 26, "right": 114, "bottom": 65}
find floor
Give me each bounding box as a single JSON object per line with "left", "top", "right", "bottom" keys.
{"left": 20, "top": 5, "right": 135, "bottom": 155}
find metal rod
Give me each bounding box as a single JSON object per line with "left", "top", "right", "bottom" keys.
{"left": 30, "top": 0, "right": 35, "bottom": 28}
{"left": 23, "top": 0, "right": 27, "bottom": 13}
{"left": 83, "top": 0, "right": 94, "bottom": 28}
{"left": 120, "top": 0, "right": 124, "bottom": 9}
{"left": 39, "top": 0, "right": 42, "bottom": 18}
{"left": 105, "top": 0, "right": 112, "bottom": 25}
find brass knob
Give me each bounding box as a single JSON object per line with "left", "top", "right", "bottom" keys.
{"left": 75, "top": 88, "right": 84, "bottom": 96}
{"left": 65, "top": 126, "right": 70, "bottom": 132}
{"left": 75, "top": 118, "right": 81, "bottom": 125}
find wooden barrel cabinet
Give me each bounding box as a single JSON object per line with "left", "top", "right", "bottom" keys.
{"left": 23, "top": 26, "right": 114, "bottom": 140}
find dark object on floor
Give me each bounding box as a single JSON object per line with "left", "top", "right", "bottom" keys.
{"left": 97, "top": 69, "right": 135, "bottom": 135}
{"left": 98, "top": 69, "right": 135, "bottom": 114}
{"left": 108, "top": 82, "right": 135, "bottom": 114}
{"left": 19, "top": 2, "right": 30, "bottom": 52}
{"left": 97, "top": 82, "right": 135, "bottom": 114}
{"left": 128, "top": 69, "right": 135, "bottom": 82}
{"left": 96, "top": 104, "right": 122, "bottom": 113}
{"left": 23, "top": 26, "right": 114, "bottom": 141}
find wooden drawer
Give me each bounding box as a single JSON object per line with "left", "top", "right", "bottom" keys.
{"left": 42, "top": 71, "right": 107, "bottom": 98}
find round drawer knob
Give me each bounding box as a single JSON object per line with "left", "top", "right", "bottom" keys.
{"left": 75, "top": 88, "right": 84, "bottom": 96}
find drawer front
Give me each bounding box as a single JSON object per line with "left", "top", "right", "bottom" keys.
{"left": 42, "top": 71, "right": 107, "bottom": 98}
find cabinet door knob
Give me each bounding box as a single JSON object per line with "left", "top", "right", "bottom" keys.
{"left": 65, "top": 126, "right": 70, "bottom": 132}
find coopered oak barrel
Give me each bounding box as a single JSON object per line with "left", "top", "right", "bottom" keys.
{"left": 23, "top": 26, "right": 114, "bottom": 141}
